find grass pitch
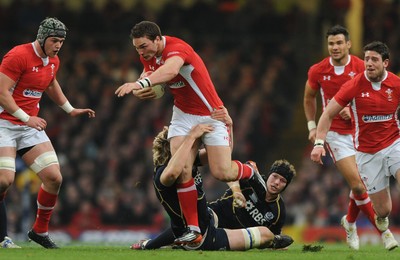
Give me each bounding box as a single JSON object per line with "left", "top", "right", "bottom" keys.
{"left": 2, "top": 242, "right": 400, "bottom": 260}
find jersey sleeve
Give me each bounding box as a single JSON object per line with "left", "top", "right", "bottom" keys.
{"left": 334, "top": 79, "right": 357, "bottom": 107}
{"left": 0, "top": 49, "right": 25, "bottom": 82}
{"left": 164, "top": 43, "right": 190, "bottom": 64}
{"left": 307, "top": 65, "right": 320, "bottom": 90}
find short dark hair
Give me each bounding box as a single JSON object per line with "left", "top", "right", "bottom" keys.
{"left": 363, "top": 41, "right": 390, "bottom": 60}
{"left": 130, "top": 21, "right": 162, "bottom": 41}
{"left": 326, "top": 25, "right": 350, "bottom": 41}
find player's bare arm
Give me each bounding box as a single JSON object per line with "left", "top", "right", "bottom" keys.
{"left": 227, "top": 181, "right": 246, "bottom": 208}
{"left": 310, "top": 98, "right": 344, "bottom": 164}
{"left": 115, "top": 56, "right": 184, "bottom": 98}
{"left": 161, "top": 124, "right": 214, "bottom": 186}
{"left": 46, "top": 79, "right": 95, "bottom": 118}
{"left": 303, "top": 80, "right": 318, "bottom": 143}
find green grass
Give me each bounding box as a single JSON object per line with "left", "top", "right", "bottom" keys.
{"left": 2, "top": 242, "right": 400, "bottom": 260}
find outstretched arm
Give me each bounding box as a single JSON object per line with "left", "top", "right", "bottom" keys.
{"left": 45, "top": 79, "right": 95, "bottom": 118}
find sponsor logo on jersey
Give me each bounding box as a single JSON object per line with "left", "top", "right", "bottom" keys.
{"left": 32, "top": 66, "right": 39, "bottom": 72}
{"left": 23, "top": 89, "right": 42, "bottom": 98}
{"left": 245, "top": 200, "right": 266, "bottom": 225}
{"left": 169, "top": 81, "right": 185, "bottom": 89}
{"left": 362, "top": 114, "right": 392, "bottom": 123}
{"left": 361, "top": 92, "right": 370, "bottom": 97}
{"left": 323, "top": 75, "right": 331, "bottom": 81}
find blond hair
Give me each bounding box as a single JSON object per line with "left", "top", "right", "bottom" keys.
{"left": 152, "top": 126, "right": 171, "bottom": 167}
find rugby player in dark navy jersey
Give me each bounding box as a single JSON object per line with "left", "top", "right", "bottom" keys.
{"left": 131, "top": 125, "right": 293, "bottom": 250}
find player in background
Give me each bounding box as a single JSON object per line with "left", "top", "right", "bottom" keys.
{"left": 311, "top": 41, "right": 399, "bottom": 251}
{"left": 131, "top": 124, "right": 293, "bottom": 251}
{"left": 115, "top": 21, "right": 264, "bottom": 244}
{"left": 303, "top": 25, "right": 392, "bottom": 250}
{"left": 0, "top": 17, "right": 95, "bottom": 249}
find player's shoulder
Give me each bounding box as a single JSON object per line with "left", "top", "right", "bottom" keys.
{"left": 309, "top": 57, "right": 330, "bottom": 72}
{"left": 386, "top": 71, "right": 400, "bottom": 84}
{"left": 164, "top": 36, "right": 193, "bottom": 53}
{"left": 5, "top": 43, "right": 32, "bottom": 57}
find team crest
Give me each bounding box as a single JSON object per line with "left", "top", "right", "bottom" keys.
{"left": 348, "top": 71, "right": 356, "bottom": 78}
{"left": 386, "top": 88, "right": 393, "bottom": 101}
{"left": 265, "top": 211, "right": 274, "bottom": 221}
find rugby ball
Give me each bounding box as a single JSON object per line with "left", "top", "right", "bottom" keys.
{"left": 151, "top": 84, "right": 165, "bottom": 99}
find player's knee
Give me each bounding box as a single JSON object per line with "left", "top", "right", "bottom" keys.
{"left": 374, "top": 203, "right": 391, "bottom": 218}
{"left": 0, "top": 177, "right": 13, "bottom": 192}
{"left": 258, "top": 227, "right": 274, "bottom": 245}
{"left": 0, "top": 157, "right": 16, "bottom": 190}
{"left": 43, "top": 172, "right": 63, "bottom": 187}
{"left": 351, "top": 183, "right": 366, "bottom": 195}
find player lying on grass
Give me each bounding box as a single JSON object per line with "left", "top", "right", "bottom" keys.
{"left": 183, "top": 106, "right": 296, "bottom": 236}
{"left": 131, "top": 124, "right": 294, "bottom": 250}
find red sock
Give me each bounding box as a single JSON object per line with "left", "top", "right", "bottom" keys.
{"left": 353, "top": 192, "right": 381, "bottom": 233}
{"left": 32, "top": 187, "right": 58, "bottom": 234}
{"left": 233, "top": 160, "right": 253, "bottom": 180}
{"left": 176, "top": 178, "right": 200, "bottom": 233}
{"left": 346, "top": 197, "right": 360, "bottom": 223}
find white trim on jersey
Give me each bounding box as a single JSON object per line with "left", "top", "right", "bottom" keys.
{"left": 179, "top": 65, "right": 214, "bottom": 113}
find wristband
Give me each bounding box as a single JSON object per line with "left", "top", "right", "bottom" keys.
{"left": 307, "top": 120, "right": 317, "bottom": 131}
{"left": 60, "top": 101, "right": 74, "bottom": 113}
{"left": 136, "top": 77, "right": 152, "bottom": 88}
{"left": 314, "top": 139, "right": 324, "bottom": 147}
{"left": 12, "top": 108, "right": 30, "bottom": 122}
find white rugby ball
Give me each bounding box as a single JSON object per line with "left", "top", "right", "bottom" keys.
{"left": 151, "top": 84, "right": 165, "bottom": 99}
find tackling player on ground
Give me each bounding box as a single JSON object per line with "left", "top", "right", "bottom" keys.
{"left": 131, "top": 124, "right": 293, "bottom": 251}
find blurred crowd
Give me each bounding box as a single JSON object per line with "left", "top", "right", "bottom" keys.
{"left": 1, "top": 0, "right": 400, "bottom": 237}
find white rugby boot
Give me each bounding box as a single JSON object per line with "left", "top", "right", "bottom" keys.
{"left": 381, "top": 230, "right": 398, "bottom": 251}
{"left": 341, "top": 215, "right": 359, "bottom": 250}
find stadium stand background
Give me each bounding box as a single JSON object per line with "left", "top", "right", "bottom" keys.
{"left": 1, "top": 0, "right": 400, "bottom": 243}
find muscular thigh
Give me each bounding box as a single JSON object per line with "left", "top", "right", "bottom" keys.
{"left": 22, "top": 142, "right": 60, "bottom": 182}
{"left": 335, "top": 156, "right": 363, "bottom": 188}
